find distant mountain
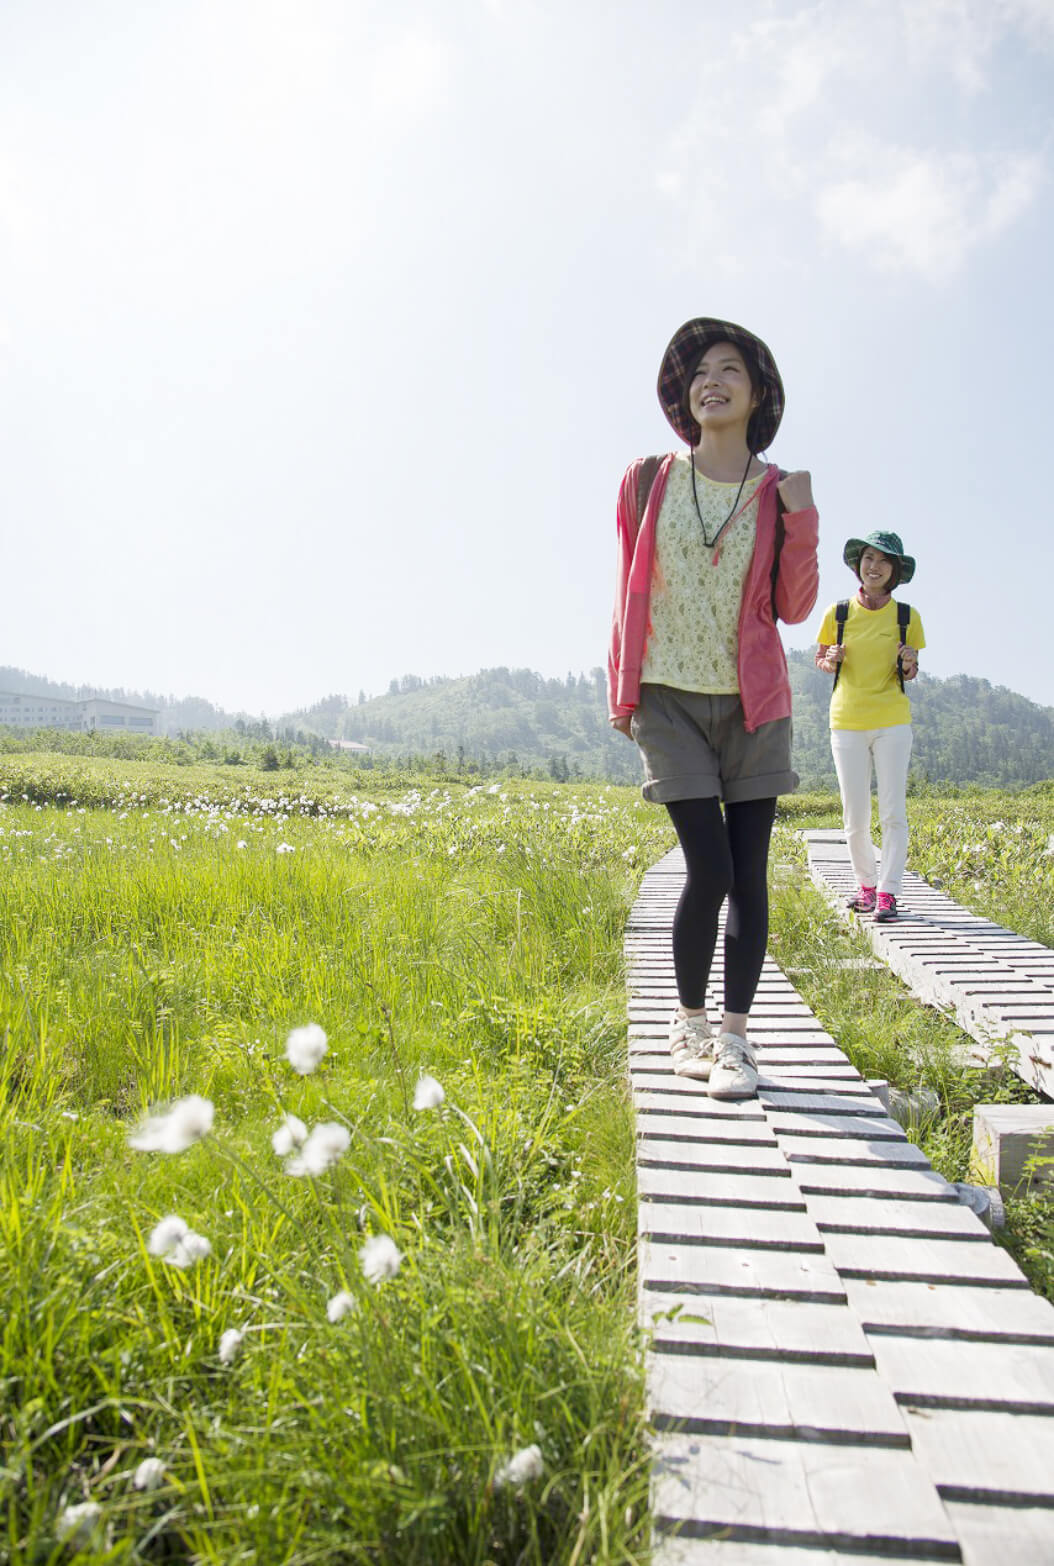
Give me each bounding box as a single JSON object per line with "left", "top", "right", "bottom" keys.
{"left": 4, "top": 659, "right": 1052, "bottom": 788}
{"left": 276, "top": 658, "right": 1054, "bottom": 789}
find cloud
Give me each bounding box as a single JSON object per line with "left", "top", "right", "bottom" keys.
{"left": 658, "top": 0, "right": 1049, "bottom": 281}
{"left": 815, "top": 147, "right": 1044, "bottom": 278}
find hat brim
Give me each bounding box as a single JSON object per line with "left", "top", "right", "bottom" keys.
{"left": 843, "top": 538, "right": 916, "bottom": 584}
{"left": 657, "top": 318, "right": 784, "bottom": 451}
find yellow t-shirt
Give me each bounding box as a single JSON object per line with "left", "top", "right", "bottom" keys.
{"left": 641, "top": 457, "right": 763, "bottom": 694}
{"left": 816, "top": 596, "right": 926, "bottom": 730}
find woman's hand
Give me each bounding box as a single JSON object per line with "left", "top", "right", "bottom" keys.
{"left": 816, "top": 644, "right": 844, "bottom": 671}
{"left": 610, "top": 714, "right": 633, "bottom": 738}
{"left": 899, "top": 644, "right": 918, "bottom": 679}
{"left": 777, "top": 470, "right": 813, "bottom": 512}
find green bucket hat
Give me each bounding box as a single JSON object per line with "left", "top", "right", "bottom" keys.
{"left": 843, "top": 530, "right": 916, "bottom": 584}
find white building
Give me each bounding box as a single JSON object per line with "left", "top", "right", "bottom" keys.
{"left": 0, "top": 691, "right": 159, "bottom": 734}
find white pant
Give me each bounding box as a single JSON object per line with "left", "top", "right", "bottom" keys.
{"left": 830, "top": 725, "right": 913, "bottom": 895}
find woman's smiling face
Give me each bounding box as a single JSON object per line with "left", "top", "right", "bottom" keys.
{"left": 858, "top": 547, "right": 895, "bottom": 593}
{"left": 687, "top": 342, "right": 757, "bottom": 436}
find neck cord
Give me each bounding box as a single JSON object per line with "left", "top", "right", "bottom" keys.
{"left": 690, "top": 450, "right": 754, "bottom": 551}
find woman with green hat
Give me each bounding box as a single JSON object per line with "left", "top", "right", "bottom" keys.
{"left": 815, "top": 533, "right": 925, "bottom": 922}
{"left": 608, "top": 317, "right": 819, "bottom": 1099}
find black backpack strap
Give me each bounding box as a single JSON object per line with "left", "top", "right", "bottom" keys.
{"left": 633, "top": 456, "right": 662, "bottom": 543}
{"left": 769, "top": 469, "right": 788, "bottom": 619}
{"left": 896, "top": 600, "right": 911, "bottom": 691}
{"left": 832, "top": 599, "right": 849, "bottom": 689}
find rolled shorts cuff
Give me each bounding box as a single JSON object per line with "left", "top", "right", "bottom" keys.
{"left": 643, "top": 768, "right": 799, "bottom": 804}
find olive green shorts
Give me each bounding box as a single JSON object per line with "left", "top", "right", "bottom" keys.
{"left": 630, "top": 684, "right": 798, "bottom": 804}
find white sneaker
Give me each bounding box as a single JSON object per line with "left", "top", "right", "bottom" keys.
{"left": 668, "top": 1010, "right": 715, "bottom": 1079}
{"left": 708, "top": 1032, "right": 759, "bottom": 1100}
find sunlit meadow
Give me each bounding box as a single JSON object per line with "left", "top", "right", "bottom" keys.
{"left": 2, "top": 753, "right": 1052, "bottom": 1560}
{"left": 0, "top": 755, "right": 673, "bottom": 1564}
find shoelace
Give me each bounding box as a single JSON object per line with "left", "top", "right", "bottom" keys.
{"left": 715, "top": 1037, "right": 756, "bottom": 1067}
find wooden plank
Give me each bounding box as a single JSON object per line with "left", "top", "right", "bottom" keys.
{"left": 768, "top": 1113, "right": 906, "bottom": 1140}
{"left": 655, "top": 1543, "right": 951, "bottom": 1566}
{"left": 632, "top": 1073, "right": 770, "bottom": 1106}
{"left": 639, "top": 1201, "right": 824, "bottom": 1251}
{"left": 806, "top": 1194, "right": 991, "bottom": 1238}
{"left": 940, "top": 1498, "right": 1054, "bottom": 1565}
{"left": 795, "top": 1163, "right": 957, "bottom": 1200}
{"left": 869, "top": 1336, "right": 1054, "bottom": 1410}
{"left": 759, "top": 1091, "right": 889, "bottom": 1115}
{"left": 638, "top": 1138, "right": 791, "bottom": 1174}
{"left": 822, "top": 1232, "right": 1029, "bottom": 1285}
{"left": 640, "top": 1291, "right": 873, "bottom": 1364}
{"left": 783, "top": 1136, "right": 932, "bottom": 1167}
{"left": 756, "top": 1075, "right": 873, "bottom": 1092}
{"left": 648, "top": 1355, "right": 910, "bottom": 1443}
{"left": 844, "top": 1279, "right": 1054, "bottom": 1342}
{"left": 635, "top": 1111, "right": 777, "bottom": 1144}
{"left": 900, "top": 1408, "right": 1054, "bottom": 1503}
{"left": 637, "top": 1167, "right": 806, "bottom": 1209}
{"left": 639, "top": 1238, "right": 846, "bottom": 1302}
{"left": 651, "top": 1433, "right": 959, "bottom": 1555}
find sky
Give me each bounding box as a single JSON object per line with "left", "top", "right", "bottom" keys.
{"left": 2, "top": 0, "right": 1053, "bottom": 717}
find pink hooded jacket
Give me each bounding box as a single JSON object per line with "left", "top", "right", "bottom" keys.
{"left": 607, "top": 456, "right": 819, "bottom": 733}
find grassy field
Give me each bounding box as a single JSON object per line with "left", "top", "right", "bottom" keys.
{"left": 1, "top": 752, "right": 1052, "bottom": 1561}
{"left": 0, "top": 757, "right": 672, "bottom": 1564}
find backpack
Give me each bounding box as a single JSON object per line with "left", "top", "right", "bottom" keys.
{"left": 634, "top": 458, "right": 787, "bottom": 617}
{"left": 832, "top": 598, "right": 912, "bottom": 691}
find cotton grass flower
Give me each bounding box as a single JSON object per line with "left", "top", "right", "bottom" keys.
{"left": 360, "top": 1233, "right": 402, "bottom": 1284}
{"left": 56, "top": 1501, "right": 102, "bottom": 1541}
{"left": 284, "top": 1121, "right": 350, "bottom": 1176}
{"left": 413, "top": 1074, "right": 445, "bottom": 1110}
{"left": 285, "top": 1022, "right": 328, "bottom": 1074}
{"left": 129, "top": 1094, "right": 214, "bottom": 1153}
{"left": 271, "top": 1112, "right": 308, "bottom": 1157}
{"left": 132, "top": 1458, "right": 165, "bottom": 1491}
{"left": 494, "top": 1443, "right": 544, "bottom": 1489}
{"left": 326, "top": 1289, "right": 357, "bottom": 1322}
{"left": 147, "top": 1215, "right": 212, "bottom": 1269}
{"left": 218, "top": 1328, "right": 244, "bottom": 1365}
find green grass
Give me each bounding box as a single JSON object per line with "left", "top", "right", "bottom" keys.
{"left": 0, "top": 763, "right": 672, "bottom": 1563}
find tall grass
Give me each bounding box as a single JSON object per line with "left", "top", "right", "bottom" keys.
{"left": 0, "top": 766, "right": 672, "bottom": 1563}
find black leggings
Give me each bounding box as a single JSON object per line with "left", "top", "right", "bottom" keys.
{"left": 665, "top": 796, "right": 777, "bottom": 1015}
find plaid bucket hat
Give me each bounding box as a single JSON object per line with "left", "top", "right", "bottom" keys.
{"left": 657, "top": 318, "right": 785, "bottom": 452}
{"left": 843, "top": 531, "right": 916, "bottom": 584}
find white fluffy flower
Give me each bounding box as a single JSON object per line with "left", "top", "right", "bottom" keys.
{"left": 284, "top": 1121, "right": 350, "bottom": 1176}
{"left": 132, "top": 1458, "right": 165, "bottom": 1491}
{"left": 128, "top": 1094, "right": 214, "bottom": 1153}
{"left": 276, "top": 842, "right": 295, "bottom": 853}
{"left": 413, "top": 1074, "right": 445, "bottom": 1111}
{"left": 326, "top": 1289, "right": 357, "bottom": 1323}
{"left": 218, "top": 1328, "right": 244, "bottom": 1365}
{"left": 56, "top": 1501, "right": 102, "bottom": 1541}
{"left": 147, "top": 1215, "right": 211, "bottom": 1268}
{"left": 271, "top": 1113, "right": 308, "bottom": 1157}
{"left": 285, "top": 1023, "right": 328, "bottom": 1074}
{"left": 360, "top": 1233, "right": 403, "bottom": 1284}
{"left": 495, "top": 1443, "right": 544, "bottom": 1489}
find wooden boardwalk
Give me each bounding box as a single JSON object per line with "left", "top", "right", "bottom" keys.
{"left": 629, "top": 847, "right": 1054, "bottom": 1564}
{"left": 803, "top": 829, "right": 1054, "bottom": 1098}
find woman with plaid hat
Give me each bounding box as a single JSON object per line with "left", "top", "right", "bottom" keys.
{"left": 815, "top": 534, "right": 925, "bottom": 923}
{"left": 608, "top": 319, "right": 819, "bottom": 1099}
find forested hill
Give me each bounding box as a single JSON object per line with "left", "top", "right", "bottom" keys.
{"left": 3, "top": 660, "right": 1052, "bottom": 788}
{"left": 279, "top": 659, "right": 1054, "bottom": 789}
